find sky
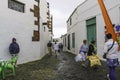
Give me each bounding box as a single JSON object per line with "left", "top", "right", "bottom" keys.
{"left": 46, "top": 0, "right": 86, "bottom": 38}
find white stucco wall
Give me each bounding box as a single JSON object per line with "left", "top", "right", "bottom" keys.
{"left": 66, "top": 0, "right": 120, "bottom": 59}
{"left": 0, "top": 0, "right": 51, "bottom": 64}
{"left": 40, "top": 0, "right": 48, "bottom": 22}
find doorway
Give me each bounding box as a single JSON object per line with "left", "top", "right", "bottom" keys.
{"left": 86, "top": 17, "right": 97, "bottom": 46}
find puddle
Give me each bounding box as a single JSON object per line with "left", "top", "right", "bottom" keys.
{"left": 57, "top": 60, "right": 66, "bottom": 71}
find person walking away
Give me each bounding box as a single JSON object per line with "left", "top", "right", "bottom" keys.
{"left": 53, "top": 42, "right": 59, "bottom": 57}
{"left": 103, "top": 33, "right": 119, "bottom": 80}
{"left": 9, "top": 38, "right": 20, "bottom": 67}
{"left": 87, "top": 40, "right": 96, "bottom": 56}
{"left": 58, "top": 43, "right": 63, "bottom": 53}
{"left": 79, "top": 40, "right": 88, "bottom": 67}
{"left": 47, "top": 41, "right": 52, "bottom": 56}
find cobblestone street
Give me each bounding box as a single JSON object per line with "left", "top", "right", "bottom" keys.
{"left": 1, "top": 0, "right": 120, "bottom": 80}
{"left": 5, "top": 52, "right": 120, "bottom": 80}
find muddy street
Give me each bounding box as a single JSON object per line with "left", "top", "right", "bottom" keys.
{"left": 5, "top": 52, "right": 120, "bottom": 80}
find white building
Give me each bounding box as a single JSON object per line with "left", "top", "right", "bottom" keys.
{"left": 63, "top": 0, "right": 120, "bottom": 58}
{"left": 0, "top": 0, "right": 53, "bottom": 64}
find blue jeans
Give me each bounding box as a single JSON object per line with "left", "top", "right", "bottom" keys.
{"left": 107, "top": 58, "right": 119, "bottom": 80}
{"left": 109, "top": 66, "right": 116, "bottom": 80}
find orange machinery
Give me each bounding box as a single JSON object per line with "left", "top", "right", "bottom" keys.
{"left": 98, "top": 0, "right": 117, "bottom": 41}
{"left": 98, "top": 0, "right": 120, "bottom": 51}
{"left": 98, "top": 0, "right": 120, "bottom": 50}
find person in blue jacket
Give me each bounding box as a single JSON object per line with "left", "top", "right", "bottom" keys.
{"left": 9, "top": 38, "right": 20, "bottom": 66}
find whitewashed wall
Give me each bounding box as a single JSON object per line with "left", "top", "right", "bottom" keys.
{"left": 40, "top": 0, "right": 51, "bottom": 55}
{"left": 66, "top": 0, "right": 120, "bottom": 59}
{"left": 40, "top": 0, "right": 48, "bottom": 22}
{"left": 0, "top": 0, "right": 51, "bottom": 64}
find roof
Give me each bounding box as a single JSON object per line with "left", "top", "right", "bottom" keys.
{"left": 67, "top": 0, "right": 88, "bottom": 22}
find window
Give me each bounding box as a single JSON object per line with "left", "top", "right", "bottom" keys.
{"left": 34, "top": 5, "right": 39, "bottom": 17}
{"left": 35, "top": 0, "right": 39, "bottom": 2}
{"left": 65, "top": 37, "right": 66, "bottom": 47}
{"left": 68, "top": 34, "right": 70, "bottom": 50}
{"left": 70, "top": 18, "right": 72, "bottom": 25}
{"left": 32, "top": 30, "right": 39, "bottom": 41}
{"left": 8, "top": 0, "right": 25, "bottom": 13}
{"left": 47, "top": 2, "right": 49, "bottom": 8}
{"left": 44, "top": 26, "right": 45, "bottom": 32}
{"left": 72, "top": 33, "right": 75, "bottom": 48}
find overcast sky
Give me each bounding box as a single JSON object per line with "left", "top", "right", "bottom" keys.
{"left": 46, "top": 0, "right": 85, "bottom": 38}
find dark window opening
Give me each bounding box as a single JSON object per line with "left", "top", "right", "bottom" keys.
{"left": 8, "top": 0, "right": 25, "bottom": 13}
{"left": 35, "top": 0, "right": 40, "bottom": 3}
{"left": 70, "top": 18, "right": 72, "bottom": 25}
{"left": 44, "top": 26, "right": 45, "bottom": 32}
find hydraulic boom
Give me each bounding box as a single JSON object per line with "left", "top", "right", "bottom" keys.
{"left": 98, "top": 0, "right": 117, "bottom": 41}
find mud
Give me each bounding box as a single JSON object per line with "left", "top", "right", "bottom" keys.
{"left": 5, "top": 52, "right": 120, "bottom": 80}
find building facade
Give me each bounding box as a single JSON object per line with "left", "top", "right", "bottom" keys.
{"left": 0, "top": 0, "right": 53, "bottom": 64}
{"left": 63, "top": 0, "right": 120, "bottom": 58}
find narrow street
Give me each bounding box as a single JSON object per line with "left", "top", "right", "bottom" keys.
{"left": 1, "top": 0, "right": 120, "bottom": 80}
{"left": 5, "top": 52, "right": 120, "bottom": 80}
